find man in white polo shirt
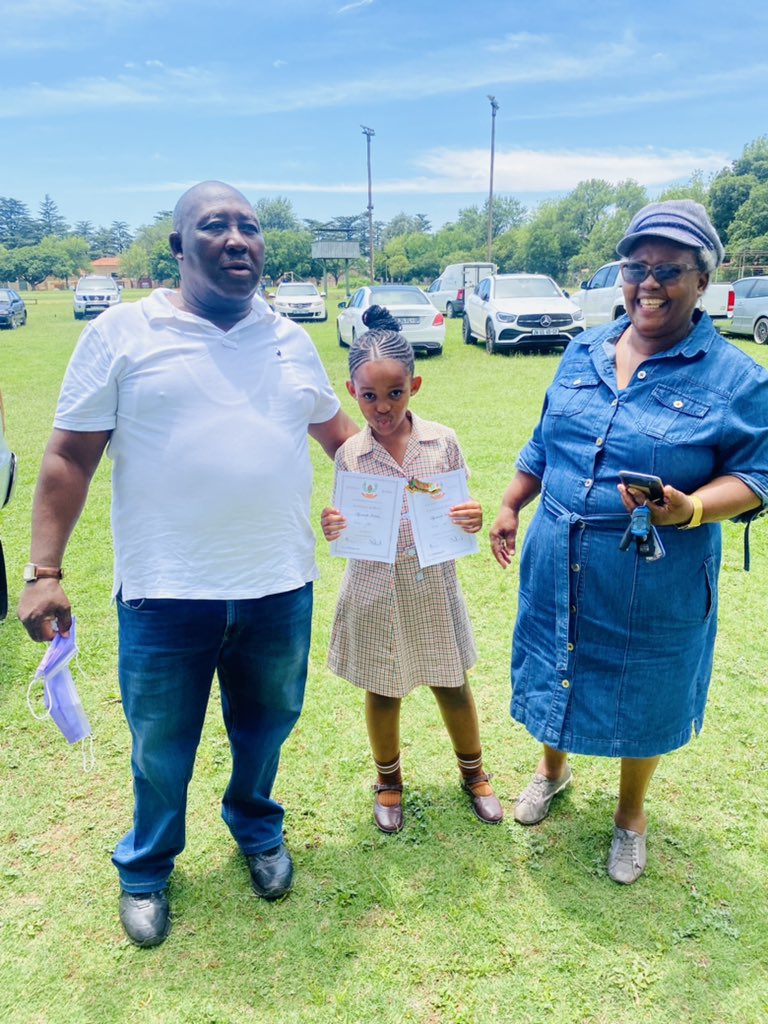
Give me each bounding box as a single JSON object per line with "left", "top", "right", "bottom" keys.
{"left": 18, "top": 181, "right": 358, "bottom": 947}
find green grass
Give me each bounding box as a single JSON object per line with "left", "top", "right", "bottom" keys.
{"left": 1, "top": 290, "right": 767, "bottom": 1024}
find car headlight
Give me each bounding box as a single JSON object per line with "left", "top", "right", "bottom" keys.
{"left": 496, "top": 312, "right": 517, "bottom": 323}
{"left": 572, "top": 307, "right": 585, "bottom": 321}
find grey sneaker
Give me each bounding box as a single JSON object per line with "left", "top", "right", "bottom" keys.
{"left": 607, "top": 825, "right": 647, "bottom": 884}
{"left": 513, "top": 764, "right": 573, "bottom": 825}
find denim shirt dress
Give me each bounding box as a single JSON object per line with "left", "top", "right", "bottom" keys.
{"left": 512, "top": 312, "right": 768, "bottom": 758}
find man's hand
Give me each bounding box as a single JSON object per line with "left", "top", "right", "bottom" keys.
{"left": 18, "top": 579, "right": 72, "bottom": 641}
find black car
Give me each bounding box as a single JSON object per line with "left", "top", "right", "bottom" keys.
{"left": 0, "top": 288, "right": 27, "bottom": 329}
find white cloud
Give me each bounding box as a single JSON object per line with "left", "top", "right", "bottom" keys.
{"left": 113, "top": 146, "right": 729, "bottom": 200}
{"left": 337, "top": 0, "right": 374, "bottom": 13}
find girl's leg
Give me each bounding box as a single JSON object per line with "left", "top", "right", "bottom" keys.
{"left": 366, "top": 691, "right": 402, "bottom": 809}
{"left": 432, "top": 681, "right": 503, "bottom": 822}
{"left": 615, "top": 756, "right": 660, "bottom": 833}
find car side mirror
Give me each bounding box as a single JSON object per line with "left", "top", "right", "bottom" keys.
{"left": 338, "top": 301, "right": 348, "bottom": 309}
{"left": 580, "top": 281, "right": 588, "bottom": 289}
{"left": 562, "top": 290, "right": 570, "bottom": 298}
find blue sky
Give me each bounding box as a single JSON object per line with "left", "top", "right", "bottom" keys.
{"left": 3, "top": 0, "right": 768, "bottom": 233}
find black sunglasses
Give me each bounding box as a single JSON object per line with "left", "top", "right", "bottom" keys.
{"left": 620, "top": 261, "right": 700, "bottom": 285}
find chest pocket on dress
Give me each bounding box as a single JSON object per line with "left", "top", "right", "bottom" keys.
{"left": 547, "top": 373, "right": 600, "bottom": 418}
{"left": 635, "top": 384, "right": 710, "bottom": 442}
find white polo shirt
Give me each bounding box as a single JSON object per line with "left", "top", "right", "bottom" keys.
{"left": 55, "top": 289, "right": 340, "bottom": 601}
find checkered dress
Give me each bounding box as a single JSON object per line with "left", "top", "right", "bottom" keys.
{"left": 327, "top": 414, "right": 477, "bottom": 697}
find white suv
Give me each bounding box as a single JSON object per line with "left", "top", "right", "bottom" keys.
{"left": 463, "top": 273, "right": 585, "bottom": 354}
{"left": 73, "top": 276, "right": 121, "bottom": 320}
{"left": 272, "top": 282, "right": 327, "bottom": 322}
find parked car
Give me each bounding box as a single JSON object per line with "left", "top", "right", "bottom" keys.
{"left": 572, "top": 260, "right": 734, "bottom": 328}
{"left": 73, "top": 276, "right": 121, "bottom": 320}
{"left": 337, "top": 285, "right": 445, "bottom": 355}
{"left": 272, "top": 281, "right": 327, "bottom": 322}
{"left": 0, "top": 390, "right": 17, "bottom": 621}
{"left": 0, "top": 288, "right": 27, "bottom": 329}
{"left": 463, "top": 274, "right": 585, "bottom": 354}
{"left": 727, "top": 275, "right": 768, "bottom": 344}
{"left": 426, "top": 262, "right": 497, "bottom": 318}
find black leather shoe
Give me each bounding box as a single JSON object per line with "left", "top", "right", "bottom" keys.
{"left": 119, "top": 889, "right": 171, "bottom": 947}
{"left": 246, "top": 844, "right": 293, "bottom": 900}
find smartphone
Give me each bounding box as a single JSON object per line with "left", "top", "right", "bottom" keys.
{"left": 619, "top": 470, "right": 665, "bottom": 506}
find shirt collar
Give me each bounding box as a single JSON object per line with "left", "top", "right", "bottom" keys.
{"left": 144, "top": 288, "right": 277, "bottom": 333}
{"left": 578, "top": 309, "right": 716, "bottom": 363}
{"left": 358, "top": 412, "right": 440, "bottom": 457}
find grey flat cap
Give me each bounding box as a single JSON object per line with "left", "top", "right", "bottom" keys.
{"left": 617, "top": 200, "right": 724, "bottom": 270}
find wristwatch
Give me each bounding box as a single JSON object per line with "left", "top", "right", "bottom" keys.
{"left": 23, "top": 563, "right": 64, "bottom": 583}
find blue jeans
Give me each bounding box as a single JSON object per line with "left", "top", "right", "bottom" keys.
{"left": 112, "top": 584, "right": 312, "bottom": 893}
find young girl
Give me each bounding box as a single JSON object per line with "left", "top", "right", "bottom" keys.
{"left": 321, "top": 305, "right": 502, "bottom": 833}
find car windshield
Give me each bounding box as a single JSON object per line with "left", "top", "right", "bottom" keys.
{"left": 277, "top": 284, "right": 318, "bottom": 296}
{"left": 493, "top": 278, "right": 561, "bottom": 299}
{"left": 369, "top": 288, "right": 429, "bottom": 306}
{"left": 77, "top": 278, "right": 118, "bottom": 291}
{"left": 0, "top": 290, "right": 14, "bottom": 303}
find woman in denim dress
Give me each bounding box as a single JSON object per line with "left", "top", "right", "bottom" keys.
{"left": 490, "top": 201, "right": 768, "bottom": 884}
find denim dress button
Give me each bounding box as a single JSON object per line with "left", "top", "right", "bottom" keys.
{"left": 637, "top": 370, "right": 647, "bottom": 380}
{"left": 561, "top": 679, "right": 570, "bottom": 688}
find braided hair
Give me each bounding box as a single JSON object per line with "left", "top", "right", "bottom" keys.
{"left": 348, "top": 305, "right": 415, "bottom": 380}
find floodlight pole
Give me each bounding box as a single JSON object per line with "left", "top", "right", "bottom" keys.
{"left": 362, "top": 125, "right": 375, "bottom": 282}
{"left": 486, "top": 96, "right": 499, "bottom": 263}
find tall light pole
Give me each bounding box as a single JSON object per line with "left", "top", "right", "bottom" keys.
{"left": 361, "top": 125, "right": 375, "bottom": 282}
{"left": 486, "top": 95, "right": 499, "bottom": 263}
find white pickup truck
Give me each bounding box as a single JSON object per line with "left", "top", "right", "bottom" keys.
{"left": 571, "top": 261, "right": 734, "bottom": 328}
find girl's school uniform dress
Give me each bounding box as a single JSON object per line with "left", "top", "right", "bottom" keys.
{"left": 328, "top": 413, "right": 476, "bottom": 698}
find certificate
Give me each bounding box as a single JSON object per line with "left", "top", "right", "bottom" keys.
{"left": 407, "top": 469, "right": 479, "bottom": 568}
{"left": 330, "top": 471, "right": 406, "bottom": 564}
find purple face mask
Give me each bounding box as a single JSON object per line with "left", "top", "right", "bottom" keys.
{"left": 28, "top": 617, "right": 92, "bottom": 746}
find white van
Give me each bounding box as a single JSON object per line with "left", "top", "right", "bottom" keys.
{"left": 426, "top": 262, "right": 497, "bottom": 318}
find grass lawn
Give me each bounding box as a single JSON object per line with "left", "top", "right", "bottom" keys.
{"left": 0, "top": 289, "right": 766, "bottom": 1024}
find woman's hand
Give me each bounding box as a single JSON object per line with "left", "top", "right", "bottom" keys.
{"left": 320, "top": 506, "right": 347, "bottom": 541}
{"left": 618, "top": 482, "right": 697, "bottom": 526}
{"left": 489, "top": 506, "right": 520, "bottom": 568}
{"left": 449, "top": 499, "right": 483, "bottom": 534}
{"left": 618, "top": 474, "right": 762, "bottom": 528}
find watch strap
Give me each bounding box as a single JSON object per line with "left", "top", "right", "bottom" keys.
{"left": 23, "top": 563, "right": 64, "bottom": 582}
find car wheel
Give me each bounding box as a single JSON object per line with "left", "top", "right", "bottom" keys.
{"left": 486, "top": 320, "right": 496, "bottom": 355}
{"left": 753, "top": 317, "right": 768, "bottom": 345}
{"left": 462, "top": 315, "right": 475, "bottom": 344}
{"left": 337, "top": 325, "right": 348, "bottom": 347}
{"left": 20, "top": 311, "right": 27, "bottom": 326}
{"left": 613, "top": 306, "right": 626, "bottom": 319}
{"left": 446, "top": 302, "right": 455, "bottom": 319}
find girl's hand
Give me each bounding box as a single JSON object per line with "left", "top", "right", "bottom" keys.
{"left": 449, "top": 500, "right": 483, "bottom": 534}
{"left": 618, "top": 483, "right": 698, "bottom": 527}
{"left": 320, "top": 506, "right": 347, "bottom": 541}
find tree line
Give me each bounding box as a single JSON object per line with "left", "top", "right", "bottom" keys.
{"left": 2, "top": 136, "right": 767, "bottom": 290}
